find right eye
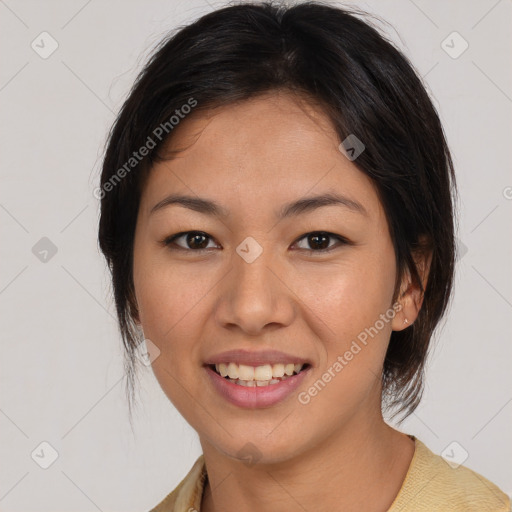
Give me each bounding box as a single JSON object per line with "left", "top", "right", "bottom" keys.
{"left": 162, "top": 231, "right": 220, "bottom": 252}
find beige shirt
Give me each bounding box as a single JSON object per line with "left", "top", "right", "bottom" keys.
{"left": 148, "top": 436, "right": 510, "bottom": 511}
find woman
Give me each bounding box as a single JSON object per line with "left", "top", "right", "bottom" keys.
{"left": 97, "top": 1, "right": 510, "bottom": 510}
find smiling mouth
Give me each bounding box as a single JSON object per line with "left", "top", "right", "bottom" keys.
{"left": 207, "top": 363, "right": 311, "bottom": 387}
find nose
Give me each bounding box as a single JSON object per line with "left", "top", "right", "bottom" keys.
{"left": 215, "top": 251, "right": 295, "bottom": 336}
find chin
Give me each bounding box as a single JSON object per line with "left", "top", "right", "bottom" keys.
{"left": 211, "top": 432, "right": 307, "bottom": 467}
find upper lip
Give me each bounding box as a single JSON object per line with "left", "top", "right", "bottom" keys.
{"left": 204, "top": 349, "right": 311, "bottom": 367}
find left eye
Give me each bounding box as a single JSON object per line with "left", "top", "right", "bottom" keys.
{"left": 293, "top": 231, "right": 348, "bottom": 252}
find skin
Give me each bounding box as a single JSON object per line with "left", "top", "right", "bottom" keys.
{"left": 132, "top": 91, "right": 429, "bottom": 512}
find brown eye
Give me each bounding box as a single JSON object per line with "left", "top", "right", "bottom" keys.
{"left": 185, "top": 232, "right": 209, "bottom": 249}
{"left": 293, "top": 231, "right": 348, "bottom": 252}
{"left": 164, "top": 231, "right": 218, "bottom": 251}
{"left": 307, "top": 233, "right": 330, "bottom": 250}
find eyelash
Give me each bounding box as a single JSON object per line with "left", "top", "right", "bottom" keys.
{"left": 162, "top": 230, "right": 351, "bottom": 253}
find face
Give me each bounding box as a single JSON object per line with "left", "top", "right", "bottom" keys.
{"left": 132, "top": 91, "right": 405, "bottom": 464}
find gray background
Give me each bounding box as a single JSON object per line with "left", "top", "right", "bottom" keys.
{"left": 1, "top": 0, "right": 511, "bottom": 510}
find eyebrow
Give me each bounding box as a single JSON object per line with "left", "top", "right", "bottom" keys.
{"left": 149, "top": 192, "right": 367, "bottom": 219}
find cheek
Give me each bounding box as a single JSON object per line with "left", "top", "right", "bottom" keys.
{"left": 133, "top": 246, "right": 206, "bottom": 364}
{"left": 292, "top": 257, "right": 397, "bottom": 422}
{"left": 296, "top": 251, "right": 395, "bottom": 339}
{"left": 293, "top": 243, "right": 396, "bottom": 378}
{"left": 134, "top": 237, "right": 218, "bottom": 338}
{"left": 135, "top": 260, "right": 215, "bottom": 418}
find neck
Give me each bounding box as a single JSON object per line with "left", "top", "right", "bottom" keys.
{"left": 199, "top": 411, "right": 415, "bottom": 512}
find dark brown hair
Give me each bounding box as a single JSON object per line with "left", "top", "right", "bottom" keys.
{"left": 98, "top": 0, "right": 457, "bottom": 421}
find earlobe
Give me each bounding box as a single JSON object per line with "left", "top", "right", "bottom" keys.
{"left": 391, "top": 246, "right": 432, "bottom": 331}
{"left": 392, "top": 280, "right": 421, "bottom": 331}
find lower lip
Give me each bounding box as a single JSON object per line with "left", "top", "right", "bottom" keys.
{"left": 204, "top": 365, "right": 311, "bottom": 409}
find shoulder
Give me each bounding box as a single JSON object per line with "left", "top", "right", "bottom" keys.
{"left": 389, "top": 437, "right": 510, "bottom": 512}
{"left": 147, "top": 454, "right": 206, "bottom": 512}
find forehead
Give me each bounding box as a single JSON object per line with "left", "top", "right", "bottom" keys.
{"left": 140, "top": 92, "right": 382, "bottom": 221}
{"left": 167, "top": 91, "right": 336, "bottom": 156}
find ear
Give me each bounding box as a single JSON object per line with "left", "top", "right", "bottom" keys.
{"left": 391, "top": 244, "right": 432, "bottom": 331}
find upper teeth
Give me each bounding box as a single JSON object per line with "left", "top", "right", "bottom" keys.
{"left": 215, "top": 363, "right": 304, "bottom": 381}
